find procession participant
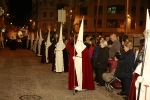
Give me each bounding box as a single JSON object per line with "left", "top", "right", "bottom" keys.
{"left": 30, "top": 30, "right": 35, "bottom": 51}
{"left": 54, "top": 23, "right": 66, "bottom": 72}
{"left": 128, "top": 9, "right": 150, "bottom": 100}
{"left": 26, "top": 32, "right": 31, "bottom": 49}
{"left": 44, "top": 30, "right": 52, "bottom": 63}
{"left": 68, "top": 18, "right": 95, "bottom": 91}
{"left": 33, "top": 30, "right": 39, "bottom": 53}
{"left": 51, "top": 33, "right": 58, "bottom": 71}
{"left": 41, "top": 29, "right": 51, "bottom": 63}
{"left": 37, "top": 29, "right": 43, "bottom": 56}
{"left": 66, "top": 34, "right": 74, "bottom": 54}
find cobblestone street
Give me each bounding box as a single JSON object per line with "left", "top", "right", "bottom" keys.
{"left": 0, "top": 47, "right": 124, "bottom": 100}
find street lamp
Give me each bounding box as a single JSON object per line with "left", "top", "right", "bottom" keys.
{"left": 30, "top": 19, "right": 32, "bottom": 22}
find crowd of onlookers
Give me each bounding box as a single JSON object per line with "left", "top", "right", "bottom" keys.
{"left": 82, "top": 33, "right": 144, "bottom": 100}
{"left": 0, "top": 27, "right": 145, "bottom": 99}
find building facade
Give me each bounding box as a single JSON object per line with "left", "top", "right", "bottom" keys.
{"left": 32, "top": 0, "right": 149, "bottom": 36}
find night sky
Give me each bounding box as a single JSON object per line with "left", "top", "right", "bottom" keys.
{"left": 9, "top": 0, "right": 32, "bottom": 27}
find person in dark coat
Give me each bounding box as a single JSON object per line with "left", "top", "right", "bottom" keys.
{"left": 51, "top": 34, "right": 58, "bottom": 71}
{"left": 121, "top": 41, "right": 135, "bottom": 99}
{"left": 41, "top": 40, "right": 46, "bottom": 63}
{"left": 93, "top": 40, "right": 109, "bottom": 86}
{"left": 115, "top": 36, "right": 129, "bottom": 96}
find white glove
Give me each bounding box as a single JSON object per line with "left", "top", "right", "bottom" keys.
{"left": 72, "top": 56, "right": 75, "bottom": 60}
{"left": 137, "top": 76, "right": 144, "bottom": 83}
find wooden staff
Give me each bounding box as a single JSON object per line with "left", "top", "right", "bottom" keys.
{"left": 144, "top": 85, "right": 149, "bottom": 100}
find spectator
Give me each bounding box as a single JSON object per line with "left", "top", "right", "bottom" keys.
{"left": 134, "top": 39, "right": 145, "bottom": 70}
{"left": 121, "top": 41, "right": 135, "bottom": 99}
{"left": 93, "top": 38, "right": 109, "bottom": 86}
{"left": 109, "top": 33, "right": 121, "bottom": 58}
{"left": 88, "top": 37, "right": 95, "bottom": 59}
{"left": 115, "top": 37, "right": 129, "bottom": 96}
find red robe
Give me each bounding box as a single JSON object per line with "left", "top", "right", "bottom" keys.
{"left": 66, "top": 38, "right": 74, "bottom": 52}
{"left": 128, "top": 73, "right": 139, "bottom": 100}
{"left": 68, "top": 47, "right": 95, "bottom": 90}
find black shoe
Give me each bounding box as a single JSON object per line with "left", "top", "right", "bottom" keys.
{"left": 117, "top": 91, "right": 126, "bottom": 95}
{"left": 75, "top": 90, "right": 78, "bottom": 93}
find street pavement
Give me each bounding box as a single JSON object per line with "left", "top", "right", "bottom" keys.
{"left": 0, "top": 47, "right": 124, "bottom": 100}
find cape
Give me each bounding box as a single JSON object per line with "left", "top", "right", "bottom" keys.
{"left": 66, "top": 38, "right": 74, "bottom": 52}
{"left": 128, "top": 73, "right": 139, "bottom": 100}
{"left": 41, "top": 40, "right": 46, "bottom": 63}
{"left": 68, "top": 47, "right": 95, "bottom": 90}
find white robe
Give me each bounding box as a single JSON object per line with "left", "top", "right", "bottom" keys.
{"left": 55, "top": 41, "right": 65, "bottom": 72}
{"left": 37, "top": 38, "right": 43, "bottom": 56}
{"left": 135, "top": 38, "right": 150, "bottom": 100}
{"left": 30, "top": 32, "right": 34, "bottom": 50}
{"left": 74, "top": 43, "right": 86, "bottom": 90}
{"left": 45, "top": 41, "right": 52, "bottom": 63}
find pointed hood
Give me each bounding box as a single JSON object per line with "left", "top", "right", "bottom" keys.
{"left": 146, "top": 9, "right": 150, "bottom": 30}
{"left": 135, "top": 9, "right": 150, "bottom": 98}
{"left": 47, "top": 30, "right": 51, "bottom": 42}
{"left": 75, "top": 17, "right": 86, "bottom": 57}
{"left": 55, "top": 23, "right": 65, "bottom": 50}
{"left": 140, "top": 9, "right": 150, "bottom": 79}
{"left": 46, "top": 30, "right": 52, "bottom": 47}
{"left": 36, "top": 31, "right": 39, "bottom": 40}
{"left": 39, "top": 29, "right": 43, "bottom": 40}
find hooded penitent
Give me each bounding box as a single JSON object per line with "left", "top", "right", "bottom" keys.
{"left": 129, "top": 9, "right": 150, "bottom": 100}
{"left": 37, "top": 29, "right": 43, "bottom": 56}
{"left": 68, "top": 17, "right": 95, "bottom": 91}
{"left": 33, "top": 31, "right": 39, "bottom": 53}
{"left": 30, "top": 32, "right": 35, "bottom": 50}
{"left": 45, "top": 30, "right": 52, "bottom": 63}
{"left": 55, "top": 24, "right": 65, "bottom": 50}
{"left": 74, "top": 18, "right": 86, "bottom": 57}
{"left": 55, "top": 23, "right": 66, "bottom": 72}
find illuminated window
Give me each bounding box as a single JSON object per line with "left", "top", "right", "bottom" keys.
{"left": 106, "top": 20, "right": 118, "bottom": 28}
{"left": 107, "top": 5, "right": 125, "bottom": 14}
{"left": 107, "top": 7, "right": 116, "bottom": 14}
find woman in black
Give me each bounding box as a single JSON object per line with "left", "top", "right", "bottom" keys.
{"left": 93, "top": 38, "right": 109, "bottom": 86}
